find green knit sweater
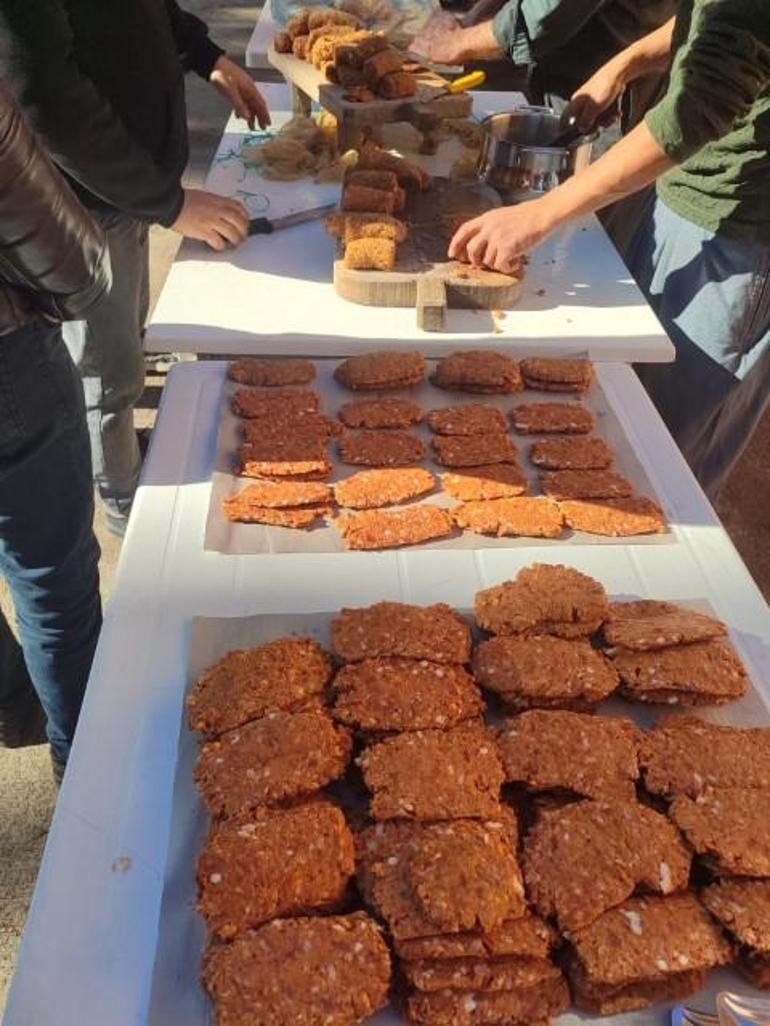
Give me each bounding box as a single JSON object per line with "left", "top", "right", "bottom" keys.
{"left": 645, "top": 0, "right": 770, "bottom": 241}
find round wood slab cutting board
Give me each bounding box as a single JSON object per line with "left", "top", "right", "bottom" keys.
{"left": 333, "top": 178, "right": 522, "bottom": 330}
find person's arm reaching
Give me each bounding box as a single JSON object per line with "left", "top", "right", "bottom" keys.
{"left": 450, "top": 121, "right": 672, "bottom": 272}
{"left": 409, "top": 12, "right": 501, "bottom": 64}
{"left": 164, "top": 0, "right": 270, "bottom": 129}
{"left": 0, "top": 82, "right": 110, "bottom": 320}
{"left": 566, "top": 18, "right": 675, "bottom": 131}
{"left": 410, "top": 0, "right": 606, "bottom": 69}
{"left": 451, "top": 1, "right": 770, "bottom": 274}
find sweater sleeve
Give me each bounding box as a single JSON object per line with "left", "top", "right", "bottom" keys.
{"left": 646, "top": 0, "right": 770, "bottom": 162}
{"left": 164, "top": 0, "right": 225, "bottom": 80}
{"left": 492, "top": 0, "right": 608, "bottom": 65}
{"left": 2, "top": 0, "right": 185, "bottom": 225}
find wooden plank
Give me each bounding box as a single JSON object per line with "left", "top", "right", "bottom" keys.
{"left": 416, "top": 275, "right": 447, "bottom": 331}
{"left": 268, "top": 46, "right": 473, "bottom": 130}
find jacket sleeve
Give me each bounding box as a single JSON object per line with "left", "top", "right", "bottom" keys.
{"left": 493, "top": 0, "right": 608, "bottom": 65}
{"left": 0, "top": 82, "right": 110, "bottom": 321}
{"left": 164, "top": 0, "right": 225, "bottom": 79}
{"left": 645, "top": 0, "right": 770, "bottom": 163}
{"left": 2, "top": 0, "right": 185, "bottom": 225}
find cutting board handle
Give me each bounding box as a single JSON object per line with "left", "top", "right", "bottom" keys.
{"left": 416, "top": 276, "right": 448, "bottom": 332}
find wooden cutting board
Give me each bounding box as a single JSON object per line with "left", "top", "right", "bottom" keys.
{"left": 333, "top": 178, "right": 522, "bottom": 331}
{"left": 268, "top": 47, "right": 473, "bottom": 140}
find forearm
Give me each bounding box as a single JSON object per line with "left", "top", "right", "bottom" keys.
{"left": 608, "top": 18, "right": 675, "bottom": 89}
{"left": 449, "top": 20, "right": 503, "bottom": 63}
{"left": 541, "top": 121, "right": 673, "bottom": 227}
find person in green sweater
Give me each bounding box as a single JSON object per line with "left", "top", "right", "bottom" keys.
{"left": 410, "top": 0, "right": 674, "bottom": 116}
{"left": 450, "top": 0, "right": 770, "bottom": 498}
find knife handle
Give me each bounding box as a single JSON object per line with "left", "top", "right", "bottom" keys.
{"left": 248, "top": 217, "right": 274, "bottom": 236}
{"left": 447, "top": 70, "right": 486, "bottom": 94}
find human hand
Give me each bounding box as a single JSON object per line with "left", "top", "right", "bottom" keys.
{"left": 448, "top": 199, "right": 556, "bottom": 273}
{"left": 210, "top": 55, "right": 271, "bottom": 130}
{"left": 564, "top": 58, "right": 626, "bottom": 133}
{"left": 409, "top": 11, "right": 463, "bottom": 64}
{"left": 171, "top": 189, "right": 250, "bottom": 250}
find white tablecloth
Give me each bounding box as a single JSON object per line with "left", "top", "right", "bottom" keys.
{"left": 145, "top": 84, "right": 673, "bottom": 361}
{"left": 4, "top": 359, "right": 769, "bottom": 1026}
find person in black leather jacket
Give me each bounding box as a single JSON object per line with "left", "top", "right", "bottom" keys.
{"left": 2, "top": 1, "right": 270, "bottom": 535}
{"left": 0, "top": 80, "right": 110, "bottom": 783}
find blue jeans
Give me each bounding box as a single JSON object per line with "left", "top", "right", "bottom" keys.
{"left": 0, "top": 319, "right": 102, "bottom": 765}
{"left": 625, "top": 193, "right": 770, "bottom": 499}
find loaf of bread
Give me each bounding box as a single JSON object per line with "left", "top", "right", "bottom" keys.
{"left": 342, "top": 184, "right": 397, "bottom": 214}
{"left": 346, "top": 215, "right": 408, "bottom": 244}
{"left": 343, "top": 237, "right": 397, "bottom": 270}
{"left": 377, "top": 71, "right": 417, "bottom": 99}
{"left": 325, "top": 212, "right": 408, "bottom": 244}
{"left": 337, "top": 63, "right": 367, "bottom": 86}
{"left": 307, "top": 24, "right": 358, "bottom": 65}
{"left": 285, "top": 9, "right": 311, "bottom": 40}
{"left": 335, "top": 33, "right": 388, "bottom": 67}
{"left": 292, "top": 34, "right": 309, "bottom": 58}
{"left": 307, "top": 6, "right": 359, "bottom": 30}
{"left": 346, "top": 170, "right": 400, "bottom": 192}
{"left": 362, "top": 48, "right": 403, "bottom": 85}
{"left": 357, "top": 143, "right": 430, "bottom": 189}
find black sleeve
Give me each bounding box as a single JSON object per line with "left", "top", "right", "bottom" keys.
{"left": 164, "top": 0, "right": 225, "bottom": 79}
{"left": 0, "top": 83, "right": 110, "bottom": 321}
{"left": 2, "top": 0, "right": 185, "bottom": 225}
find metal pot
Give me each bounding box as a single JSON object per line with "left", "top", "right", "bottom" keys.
{"left": 477, "top": 106, "right": 596, "bottom": 201}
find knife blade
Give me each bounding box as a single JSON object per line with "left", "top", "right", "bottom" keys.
{"left": 248, "top": 201, "right": 337, "bottom": 236}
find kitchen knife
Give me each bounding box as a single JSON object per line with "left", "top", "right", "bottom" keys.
{"left": 417, "top": 69, "right": 486, "bottom": 104}
{"left": 248, "top": 202, "right": 337, "bottom": 235}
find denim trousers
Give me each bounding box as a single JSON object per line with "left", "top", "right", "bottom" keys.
{"left": 0, "top": 318, "right": 102, "bottom": 764}
{"left": 64, "top": 211, "right": 149, "bottom": 513}
{"left": 623, "top": 193, "right": 770, "bottom": 500}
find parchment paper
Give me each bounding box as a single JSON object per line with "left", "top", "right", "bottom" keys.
{"left": 148, "top": 605, "right": 769, "bottom": 1026}
{"left": 205, "top": 361, "right": 675, "bottom": 554}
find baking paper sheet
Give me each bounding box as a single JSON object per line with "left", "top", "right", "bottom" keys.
{"left": 205, "top": 361, "right": 675, "bottom": 554}
{"left": 148, "top": 605, "right": 769, "bottom": 1026}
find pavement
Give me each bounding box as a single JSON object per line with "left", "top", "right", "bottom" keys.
{"left": 1, "top": 0, "right": 769, "bottom": 1012}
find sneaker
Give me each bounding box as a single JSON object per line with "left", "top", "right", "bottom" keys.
{"left": 104, "top": 506, "right": 130, "bottom": 539}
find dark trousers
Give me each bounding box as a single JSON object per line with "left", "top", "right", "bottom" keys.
{"left": 0, "top": 318, "right": 102, "bottom": 765}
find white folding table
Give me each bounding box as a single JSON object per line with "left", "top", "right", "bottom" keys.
{"left": 4, "top": 358, "right": 769, "bottom": 1026}
{"left": 145, "top": 83, "right": 673, "bottom": 361}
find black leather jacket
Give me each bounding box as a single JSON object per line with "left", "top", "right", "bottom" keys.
{"left": 0, "top": 81, "right": 110, "bottom": 336}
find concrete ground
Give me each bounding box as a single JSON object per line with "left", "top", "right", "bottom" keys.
{"left": 1, "top": 0, "right": 769, "bottom": 1010}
